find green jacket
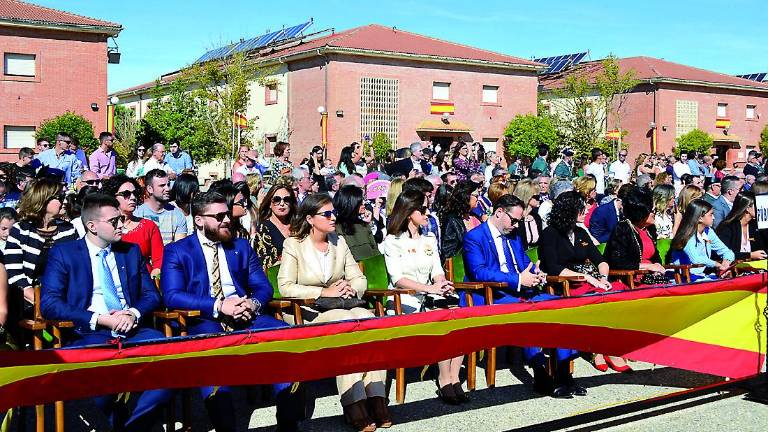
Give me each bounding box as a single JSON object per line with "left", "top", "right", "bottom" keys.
{"left": 337, "top": 224, "right": 380, "bottom": 262}
{"left": 553, "top": 161, "right": 573, "bottom": 179}
{"left": 531, "top": 156, "right": 548, "bottom": 174}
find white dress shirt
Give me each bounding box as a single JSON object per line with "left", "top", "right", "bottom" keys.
{"left": 487, "top": 222, "right": 522, "bottom": 290}
{"left": 586, "top": 162, "right": 606, "bottom": 194}
{"left": 609, "top": 160, "right": 631, "bottom": 183}
{"left": 85, "top": 236, "right": 141, "bottom": 330}
{"left": 197, "top": 230, "right": 237, "bottom": 317}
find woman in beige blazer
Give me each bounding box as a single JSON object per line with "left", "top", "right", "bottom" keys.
{"left": 278, "top": 193, "right": 390, "bottom": 432}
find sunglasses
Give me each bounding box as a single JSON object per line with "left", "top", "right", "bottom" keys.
{"left": 233, "top": 199, "right": 248, "bottom": 208}
{"left": 41, "top": 143, "right": 50, "bottom": 148}
{"left": 115, "top": 190, "right": 138, "bottom": 199}
{"left": 315, "top": 209, "right": 338, "bottom": 219}
{"left": 137, "top": 148, "right": 146, "bottom": 152}
{"left": 200, "top": 212, "right": 231, "bottom": 222}
{"left": 83, "top": 179, "right": 101, "bottom": 186}
{"left": 415, "top": 205, "right": 429, "bottom": 214}
{"left": 57, "top": 139, "right": 71, "bottom": 144}
{"left": 504, "top": 211, "right": 522, "bottom": 225}
{"left": 271, "top": 196, "right": 294, "bottom": 205}
{"left": 48, "top": 193, "right": 66, "bottom": 203}
{"left": 99, "top": 215, "right": 125, "bottom": 229}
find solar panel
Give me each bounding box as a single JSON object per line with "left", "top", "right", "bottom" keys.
{"left": 195, "top": 20, "right": 312, "bottom": 63}
{"left": 533, "top": 52, "right": 589, "bottom": 75}
{"left": 738, "top": 73, "right": 767, "bottom": 82}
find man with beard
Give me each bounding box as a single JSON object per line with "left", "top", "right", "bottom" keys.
{"left": 134, "top": 169, "right": 187, "bottom": 245}
{"left": 160, "top": 191, "right": 305, "bottom": 432}
{"left": 41, "top": 194, "right": 172, "bottom": 430}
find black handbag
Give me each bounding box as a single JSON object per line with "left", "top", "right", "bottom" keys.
{"left": 639, "top": 272, "right": 671, "bottom": 285}
{"left": 313, "top": 296, "right": 368, "bottom": 312}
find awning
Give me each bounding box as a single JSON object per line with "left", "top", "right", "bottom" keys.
{"left": 416, "top": 118, "right": 473, "bottom": 133}
{"left": 713, "top": 134, "right": 741, "bottom": 149}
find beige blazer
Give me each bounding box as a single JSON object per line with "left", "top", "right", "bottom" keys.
{"left": 278, "top": 234, "right": 367, "bottom": 299}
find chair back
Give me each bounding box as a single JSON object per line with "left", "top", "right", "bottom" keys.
{"left": 267, "top": 265, "right": 281, "bottom": 298}
{"left": 656, "top": 238, "right": 672, "bottom": 264}
{"left": 525, "top": 247, "right": 538, "bottom": 263}
{"left": 359, "top": 254, "right": 389, "bottom": 289}
{"left": 597, "top": 243, "right": 607, "bottom": 254}
{"left": 447, "top": 250, "right": 467, "bottom": 282}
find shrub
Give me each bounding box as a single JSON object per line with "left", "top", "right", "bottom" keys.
{"left": 504, "top": 114, "right": 560, "bottom": 159}
{"left": 36, "top": 112, "right": 99, "bottom": 154}
{"left": 674, "top": 129, "right": 713, "bottom": 156}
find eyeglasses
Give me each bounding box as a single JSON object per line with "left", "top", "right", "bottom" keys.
{"left": 48, "top": 193, "right": 66, "bottom": 203}
{"left": 57, "top": 139, "right": 71, "bottom": 144}
{"left": 315, "top": 209, "right": 338, "bottom": 219}
{"left": 41, "top": 143, "right": 50, "bottom": 148}
{"left": 503, "top": 211, "right": 521, "bottom": 225}
{"left": 271, "top": 196, "right": 294, "bottom": 205}
{"left": 137, "top": 148, "right": 146, "bottom": 152}
{"left": 98, "top": 215, "right": 125, "bottom": 229}
{"left": 115, "top": 190, "right": 138, "bottom": 199}
{"left": 619, "top": 154, "right": 628, "bottom": 157}
{"left": 83, "top": 179, "right": 101, "bottom": 186}
{"left": 233, "top": 199, "right": 248, "bottom": 208}
{"left": 200, "top": 212, "right": 231, "bottom": 222}
{"left": 416, "top": 205, "right": 429, "bottom": 215}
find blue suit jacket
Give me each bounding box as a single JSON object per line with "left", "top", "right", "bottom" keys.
{"left": 40, "top": 239, "right": 159, "bottom": 331}
{"left": 589, "top": 200, "right": 620, "bottom": 243}
{"left": 463, "top": 222, "right": 532, "bottom": 291}
{"left": 711, "top": 196, "right": 731, "bottom": 228}
{"left": 160, "top": 234, "right": 272, "bottom": 319}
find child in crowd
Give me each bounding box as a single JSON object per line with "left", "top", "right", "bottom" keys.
{"left": 0, "top": 207, "right": 16, "bottom": 250}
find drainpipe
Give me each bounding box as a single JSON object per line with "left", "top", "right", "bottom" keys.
{"left": 318, "top": 48, "right": 329, "bottom": 158}
{"left": 650, "top": 80, "right": 657, "bottom": 153}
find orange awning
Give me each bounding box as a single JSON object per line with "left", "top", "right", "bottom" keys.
{"left": 416, "top": 119, "right": 472, "bottom": 133}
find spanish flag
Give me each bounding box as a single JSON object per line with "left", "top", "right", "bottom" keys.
{"left": 430, "top": 102, "right": 455, "bottom": 115}
{"left": 234, "top": 112, "right": 248, "bottom": 129}
{"left": 716, "top": 118, "right": 731, "bottom": 129}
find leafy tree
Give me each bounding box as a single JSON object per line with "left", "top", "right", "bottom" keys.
{"left": 366, "top": 132, "right": 392, "bottom": 161}
{"left": 760, "top": 124, "right": 768, "bottom": 155}
{"left": 36, "top": 112, "right": 99, "bottom": 153}
{"left": 112, "top": 105, "right": 138, "bottom": 168}
{"left": 674, "top": 129, "right": 713, "bottom": 156}
{"left": 503, "top": 114, "right": 560, "bottom": 159}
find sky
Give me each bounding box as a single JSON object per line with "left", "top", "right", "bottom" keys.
{"left": 29, "top": 0, "right": 768, "bottom": 93}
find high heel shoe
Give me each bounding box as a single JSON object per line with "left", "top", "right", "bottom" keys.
{"left": 605, "top": 356, "right": 633, "bottom": 373}
{"left": 435, "top": 379, "right": 460, "bottom": 405}
{"left": 452, "top": 383, "right": 470, "bottom": 403}
{"left": 593, "top": 354, "right": 609, "bottom": 372}
{"left": 343, "top": 399, "right": 377, "bottom": 432}
{"left": 366, "top": 397, "right": 393, "bottom": 428}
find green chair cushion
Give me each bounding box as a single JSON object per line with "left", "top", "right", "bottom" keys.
{"left": 597, "top": 243, "right": 607, "bottom": 254}
{"left": 267, "top": 265, "right": 281, "bottom": 298}
{"left": 525, "top": 247, "right": 538, "bottom": 263}
{"left": 657, "top": 239, "right": 672, "bottom": 265}
{"left": 361, "top": 254, "right": 389, "bottom": 289}
{"left": 452, "top": 250, "right": 467, "bottom": 282}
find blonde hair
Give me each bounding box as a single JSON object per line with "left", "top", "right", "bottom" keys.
{"left": 514, "top": 179, "right": 540, "bottom": 208}
{"left": 572, "top": 176, "right": 596, "bottom": 200}
{"left": 677, "top": 185, "right": 703, "bottom": 213}
{"left": 654, "top": 172, "right": 671, "bottom": 187}
{"left": 16, "top": 178, "right": 63, "bottom": 226}
{"left": 386, "top": 178, "right": 404, "bottom": 216}
{"left": 488, "top": 182, "right": 511, "bottom": 205}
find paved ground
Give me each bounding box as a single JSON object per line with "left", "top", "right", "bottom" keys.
{"left": 14, "top": 352, "right": 768, "bottom": 431}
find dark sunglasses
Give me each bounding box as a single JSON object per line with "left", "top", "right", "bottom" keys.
{"left": 57, "top": 139, "right": 71, "bottom": 144}
{"left": 504, "top": 211, "right": 522, "bottom": 225}
{"left": 115, "top": 190, "right": 138, "bottom": 199}
{"left": 233, "top": 199, "right": 248, "bottom": 208}
{"left": 271, "top": 196, "right": 294, "bottom": 205}
{"left": 83, "top": 179, "right": 101, "bottom": 186}
{"left": 48, "top": 193, "right": 66, "bottom": 203}
{"left": 315, "top": 209, "right": 338, "bottom": 219}
{"left": 416, "top": 205, "right": 429, "bottom": 214}
{"left": 99, "top": 215, "right": 125, "bottom": 229}
{"left": 200, "top": 212, "right": 231, "bottom": 222}
{"left": 137, "top": 148, "right": 146, "bottom": 152}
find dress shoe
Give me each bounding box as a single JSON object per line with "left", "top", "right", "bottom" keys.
{"left": 366, "top": 397, "right": 392, "bottom": 428}
{"left": 532, "top": 367, "right": 555, "bottom": 396}
{"left": 551, "top": 386, "right": 574, "bottom": 399}
{"left": 343, "top": 400, "right": 376, "bottom": 432}
{"left": 453, "top": 383, "right": 470, "bottom": 403}
{"left": 593, "top": 354, "right": 609, "bottom": 372}
{"left": 569, "top": 384, "right": 588, "bottom": 396}
{"left": 435, "top": 379, "right": 461, "bottom": 405}
{"left": 605, "top": 356, "right": 633, "bottom": 373}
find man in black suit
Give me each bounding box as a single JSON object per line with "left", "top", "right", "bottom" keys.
{"left": 385, "top": 142, "right": 431, "bottom": 176}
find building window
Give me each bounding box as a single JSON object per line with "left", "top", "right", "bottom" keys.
{"left": 747, "top": 105, "right": 756, "bottom": 120}
{"left": 717, "top": 103, "right": 728, "bottom": 118}
{"left": 4, "top": 53, "right": 36, "bottom": 77}
{"left": 482, "top": 85, "right": 499, "bottom": 104}
{"left": 676, "top": 100, "right": 698, "bottom": 138}
{"left": 361, "top": 77, "right": 399, "bottom": 148}
{"left": 432, "top": 82, "right": 450, "bottom": 100}
{"left": 4, "top": 126, "right": 36, "bottom": 149}
{"left": 265, "top": 84, "right": 278, "bottom": 105}
{"left": 481, "top": 138, "right": 498, "bottom": 154}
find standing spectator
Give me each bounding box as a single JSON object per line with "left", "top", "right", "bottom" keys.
{"left": 712, "top": 176, "right": 744, "bottom": 228}
{"left": 535, "top": 174, "right": 552, "bottom": 202}
{"left": 231, "top": 144, "right": 250, "bottom": 177}
{"left": 483, "top": 151, "right": 501, "bottom": 186}
{"left": 270, "top": 141, "right": 293, "bottom": 176}
{"left": 89, "top": 132, "right": 117, "bottom": 179}
{"left": 68, "top": 137, "right": 89, "bottom": 172}
{"left": 34, "top": 138, "right": 50, "bottom": 154}
{"left": 743, "top": 151, "right": 764, "bottom": 178}
{"left": 253, "top": 184, "right": 296, "bottom": 269}
{"left": 235, "top": 150, "right": 264, "bottom": 176}
{"left": 530, "top": 145, "right": 549, "bottom": 174}
{"left": 306, "top": 145, "right": 326, "bottom": 187}
{"left": 15, "top": 148, "right": 34, "bottom": 169}
{"left": 672, "top": 152, "right": 692, "bottom": 194}
{"left": 5, "top": 178, "right": 78, "bottom": 306}
{"left": 686, "top": 151, "right": 703, "bottom": 176}
{"left": 608, "top": 150, "right": 631, "bottom": 183}
{"left": 134, "top": 169, "right": 187, "bottom": 245}
{"left": 245, "top": 172, "right": 264, "bottom": 209}
{"left": 126, "top": 144, "right": 148, "bottom": 178}
{"left": 164, "top": 141, "right": 194, "bottom": 174}
{"left": 712, "top": 158, "right": 727, "bottom": 182}
{"left": 386, "top": 142, "right": 431, "bottom": 177}
{"left": 350, "top": 141, "right": 370, "bottom": 176}
{"left": 142, "top": 143, "right": 176, "bottom": 179}
{"left": 585, "top": 149, "right": 606, "bottom": 202}
{"left": 337, "top": 146, "right": 356, "bottom": 176}
{"left": 292, "top": 167, "right": 313, "bottom": 204}
{"left": 34, "top": 132, "right": 82, "bottom": 187}
{"left": 103, "top": 175, "right": 163, "bottom": 277}
{"left": 701, "top": 155, "right": 714, "bottom": 183}
{"left": 451, "top": 142, "right": 481, "bottom": 181}
{"left": 553, "top": 148, "right": 575, "bottom": 180}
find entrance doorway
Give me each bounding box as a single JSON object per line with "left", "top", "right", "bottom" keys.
{"left": 430, "top": 136, "right": 453, "bottom": 152}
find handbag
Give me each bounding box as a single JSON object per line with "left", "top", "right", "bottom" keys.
{"left": 572, "top": 260, "right": 601, "bottom": 279}
{"left": 639, "top": 272, "right": 670, "bottom": 285}
{"left": 313, "top": 296, "right": 368, "bottom": 312}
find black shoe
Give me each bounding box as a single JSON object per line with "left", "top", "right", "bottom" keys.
{"left": 532, "top": 366, "right": 555, "bottom": 396}
{"left": 551, "top": 386, "right": 574, "bottom": 399}
{"left": 275, "top": 420, "right": 301, "bottom": 432}
{"left": 452, "top": 383, "right": 470, "bottom": 403}
{"left": 435, "top": 379, "right": 461, "bottom": 405}
{"left": 569, "top": 384, "right": 588, "bottom": 396}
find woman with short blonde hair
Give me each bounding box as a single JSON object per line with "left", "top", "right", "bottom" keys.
{"left": 673, "top": 185, "right": 704, "bottom": 236}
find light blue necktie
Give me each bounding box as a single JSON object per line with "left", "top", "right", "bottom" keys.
{"left": 98, "top": 249, "right": 123, "bottom": 312}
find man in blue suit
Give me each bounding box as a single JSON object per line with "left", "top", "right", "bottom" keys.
{"left": 712, "top": 176, "right": 743, "bottom": 228}
{"left": 589, "top": 197, "right": 623, "bottom": 243}
{"left": 462, "top": 194, "right": 583, "bottom": 399}
{"left": 161, "top": 191, "right": 303, "bottom": 432}
{"left": 41, "top": 194, "right": 172, "bottom": 431}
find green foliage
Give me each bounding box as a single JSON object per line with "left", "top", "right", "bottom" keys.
{"left": 112, "top": 105, "right": 138, "bottom": 168}
{"left": 138, "top": 79, "right": 222, "bottom": 164}
{"left": 367, "top": 132, "right": 392, "bottom": 161}
{"left": 674, "top": 129, "right": 713, "bottom": 156}
{"left": 760, "top": 124, "right": 768, "bottom": 155}
{"left": 36, "top": 112, "right": 99, "bottom": 153}
{"left": 503, "top": 114, "right": 560, "bottom": 159}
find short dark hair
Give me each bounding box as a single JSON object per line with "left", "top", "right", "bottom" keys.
{"left": 36, "top": 138, "right": 48, "bottom": 145}
{"left": 191, "top": 191, "right": 227, "bottom": 218}
{"left": 0, "top": 207, "right": 17, "bottom": 222}
{"left": 622, "top": 187, "right": 653, "bottom": 225}
{"left": 538, "top": 145, "right": 548, "bottom": 157}
{"left": 99, "top": 132, "right": 113, "bottom": 142}
{"left": 273, "top": 141, "right": 290, "bottom": 157}
{"left": 590, "top": 148, "right": 603, "bottom": 162}
{"left": 493, "top": 194, "right": 524, "bottom": 212}
{"left": 18, "top": 147, "right": 34, "bottom": 159}
{"left": 143, "top": 169, "right": 168, "bottom": 188}
{"left": 402, "top": 177, "right": 434, "bottom": 195}
{"left": 55, "top": 132, "right": 71, "bottom": 141}
{"left": 81, "top": 193, "right": 120, "bottom": 224}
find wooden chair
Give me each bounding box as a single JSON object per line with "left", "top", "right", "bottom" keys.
{"left": 17, "top": 286, "right": 72, "bottom": 432}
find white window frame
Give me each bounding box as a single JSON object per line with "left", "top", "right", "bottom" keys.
{"left": 746, "top": 105, "right": 756, "bottom": 120}
{"left": 717, "top": 102, "right": 728, "bottom": 118}
{"left": 4, "top": 126, "right": 36, "bottom": 149}
{"left": 482, "top": 85, "right": 499, "bottom": 104}
{"left": 4, "top": 53, "right": 36, "bottom": 77}
{"left": 432, "top": 82, "right": 450, "bottom": 101}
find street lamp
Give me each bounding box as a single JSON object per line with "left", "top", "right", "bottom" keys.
{"left": 318, "top": 105, "right": 328, "bottom": 155}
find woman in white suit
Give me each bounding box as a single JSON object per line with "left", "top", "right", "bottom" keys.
{"left": 278, "top": 193, "right": 390, "bottom": 432}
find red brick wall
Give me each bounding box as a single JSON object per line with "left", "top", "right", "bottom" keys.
{"left": 0, "top": 26, "right": 109, "bottom": 161}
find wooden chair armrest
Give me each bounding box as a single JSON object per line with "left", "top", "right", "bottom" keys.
{"left": 174, "top": 309, "right": 201, "bottom": 318}
{"left": 546, "top": 275, "right": 586, "bottom": 283}
{"left": 153, "top": 311, "right": 180, "bottom": 320}
{"left": 453, "top": 282, "right": 486, "bottom": 290}
{"left": 478, "top": 281, "right": 508, "bottom": 289}
{"left": 268, "top": 300, "right": 293, "bottom": 309}
{"left": 364, "top": 289, "right": 418, "bottom": 298}
{"left": 18, "top": 319, "right": 47, "bottom": 331}
{"left": 664, "top": 264, "right": 705, "bottom": 270}
{"left": 608, "top": 269, "right": 647, "bottom": 276}
{"left": 45, "top": 320, "right": 74, "bottom": 328}
{"left": 277, "top": 297, "right": 316, "bottom": 306}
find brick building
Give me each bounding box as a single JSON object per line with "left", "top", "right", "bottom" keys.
{"left": 0, "top": 0, "right": 121, "bottom": 161}
{"left": 112, "top": 24, "right": 542, "bottom": 165}
{"left": 541, "top": 56, "right": 768, "bottom": 165}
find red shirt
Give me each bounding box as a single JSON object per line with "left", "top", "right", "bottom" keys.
{"left": 121, "top": 218, "right": 164, "bottom": 273}
{"left": 638, "top": 227, "right": 656, "bottom": 263}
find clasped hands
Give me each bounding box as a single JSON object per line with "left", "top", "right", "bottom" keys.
{"left": 219, "top": 296, "right": 258, "bottom": 321}
{"left": 520, "top": 261, "right": 547, "bottom": 288}
{"left": 320, "top": 280, "right": 357, "bottom": 298}
{"left": 98, "top": 310, "right": 137, "bottom": 334}
{"left": 425, "top": 279, "right": 454, "bottom": 295}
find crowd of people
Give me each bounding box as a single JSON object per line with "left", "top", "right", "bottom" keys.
{"left": 0, "top": 132, "right": 765, "bottom": 432}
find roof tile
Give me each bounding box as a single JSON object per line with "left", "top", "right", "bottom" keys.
{"left": 0, "top": 0, "right": 120, "bottom": 28}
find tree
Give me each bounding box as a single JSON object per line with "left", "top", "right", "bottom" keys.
{"left": 674, "top": 129, "right": 713, "bottom": 156}
{"left": 36, "top": 112, "right": 99, "bottom": 153}
{"left": 112, "top": 105, "right": 138, "bottom": 168}
{"left": 760, "top": 124, "right": 768, "bottom": 155}
{"left": 367, "top": 132, "right": 392, "bottom": 161}
{"left": 503, "top": 114, "right": 560, "bottom": 159}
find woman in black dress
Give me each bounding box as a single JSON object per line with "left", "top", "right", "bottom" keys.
{"left": 253, "top": 183, "right": 297, "bottom": 269}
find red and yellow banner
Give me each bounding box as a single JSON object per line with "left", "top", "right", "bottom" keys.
{"left": 234, "top": 112, "right": 248, "bottom": 129}
{"left": 606, "top": 130, "right": 621, "bottom": 140}
{"left": 430, "top": 102, "right": 455, "bottom": 115}
{"left": 0, "top": 275, "right": 765, "bottom": 410}
{"left": 716, "top": 118, "right": 731, "bottom": 129}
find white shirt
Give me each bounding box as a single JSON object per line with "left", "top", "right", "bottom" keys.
{"left": 196, "top": 230, "right": 237, "bottom": 317}
{"left": 586, "top": 162, "right": 606, "bottom": 194}
{"left": 85, "top": 237, "right": 141, "bottom": 331}
{"left": 236, "top": 165, "right": 259, "bottom": 176}
{"left": 609, "top": 160, "right": 631, "bottom": 183}
{"left": 143, "top": 157, "right": 175, "bottom": 175}
{"left": 487, "top": 222, "right": 522, "bottom": 290}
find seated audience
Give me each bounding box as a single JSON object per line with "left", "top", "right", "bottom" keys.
{"left": 589, "top": 184, "right": 632, "bottom": 244}
{"left": 0, "top": 208, "right": 17, "bottom": 251}
{"left": 440, "top": 180, "right": 483, "bottom": 262}
{"left": 604, "top": 187, "right": 666, "bottom": 274}
{"left": 652, "top": 184, "right": 675, "bottom": 239}
{"left": 670, "top": 199, "right": 735, "bottom": 279}
{"left": 513, "top": 179, "right": 542, "bottom": 249}
{"left": 134, "top": 169, "right": 187, "bottom": 245}
{"left": 672, "top": 185, "right": 703, "bottom": 236}
{"left": 170, "top": 172, "right": 200, "bottom": 234}
{"left": 715, "top": 192, "right": 768, "bottom": 261}
{"left": 333, "top": 185, "right": 380, "bottom": 262}
{"left": 253, "top": 183, "right": 296, "bottom": 269}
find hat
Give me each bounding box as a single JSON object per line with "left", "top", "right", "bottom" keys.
{"left": 562, "top": 148, "right": 574, "bottom": 157}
